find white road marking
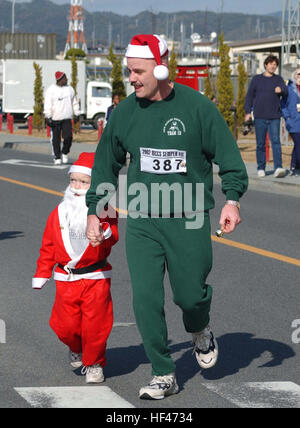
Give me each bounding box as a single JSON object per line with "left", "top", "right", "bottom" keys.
{"left": 203, "top": 382, "right": 300, "bottom": 408}
{"left": 14, "top": 386, "right": 135, "bottom": 408}
{"left": 113, "top": 322, "right": 136, "bottom": 328}
{"left": 0, "top": 319, "right": 6, "bottom": 343}
{"left": 0, "top": 159, "right": 68, "bottom": 169}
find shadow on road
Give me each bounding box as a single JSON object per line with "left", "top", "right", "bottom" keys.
{"left": 0, "top": 231, "right": 24, "bottom": 240}
{"left": 191, "top": 332, "right": 295, "bottom": 382}
{"left": 104, "top": 340, "right": 192, "bottom": 379}
{"left": 103, "top": 332, "right": 295, "bottom": 387}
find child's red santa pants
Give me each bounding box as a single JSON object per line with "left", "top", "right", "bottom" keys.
{"left": 49, "top": 278, "right": 113, "bottom": 367}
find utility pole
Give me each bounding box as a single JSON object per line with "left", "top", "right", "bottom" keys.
{"left": 180, "top": 22, "right": 185, "bottom": 58}
{"left": 151, "top": 9, "right": 157, "bottom": 34}
{"left": 11, "top": 0, "right": 16, "bottom": 34}
{"left": 217, "top": 0, "right": 224, "bottom": 49}
{"left": 108, "top": 22, "right": 112, "bottom": 48}
{"left": 203, "top": 8, "right": 208, "bottom": 39}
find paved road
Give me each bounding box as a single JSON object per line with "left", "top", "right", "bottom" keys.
{"left": 0, "top": 148, "right": 299, "bottom": 411}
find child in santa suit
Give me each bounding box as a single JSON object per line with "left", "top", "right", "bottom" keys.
{"left": 32, "top": 152, "right": 118, "bottom": 383}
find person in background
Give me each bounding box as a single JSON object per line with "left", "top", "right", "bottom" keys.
{"left": 280, "top": 68, "right": 300, "bottom": 176}
{"left": 245, "top": 55, "right": 287, "bottom": 178}
{"left": 106, "top": 94, "right": 120, "bottom": 123}
{"left": 44, "top": 71, "right": 80, "bottom": 165}
{"left": 32, "top": 152, "right": 118, "bottom": 383}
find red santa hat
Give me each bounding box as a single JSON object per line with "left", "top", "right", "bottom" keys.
{"left": 68, "top": 152, "right": 95, "bottom": 176}
{"left": 125, "top": 34, "right": 169, "bottom": 81}
{"left": 55, "top": 71, "right": 66, "bottom": 82}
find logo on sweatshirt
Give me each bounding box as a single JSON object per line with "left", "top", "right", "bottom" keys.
{"left": 163, "top": 118, "right": 186, "bottom": 136}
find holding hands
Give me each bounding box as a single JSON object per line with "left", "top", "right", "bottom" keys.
{"left": 86, "top": 215, "right": 105, "bottom": 247}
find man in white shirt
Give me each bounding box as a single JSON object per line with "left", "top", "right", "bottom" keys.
{"left": 44, "top": 71, "right": 80, "bottom": 165}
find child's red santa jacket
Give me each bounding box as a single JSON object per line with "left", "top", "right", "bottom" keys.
{"left": 32, "top": 202, "right": 118, "bottom": 289}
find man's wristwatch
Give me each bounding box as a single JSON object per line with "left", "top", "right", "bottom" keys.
{"left": 225, "top": 200, "right": 240, "bottom": 209}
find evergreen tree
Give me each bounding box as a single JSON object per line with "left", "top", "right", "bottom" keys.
{"left": 216, "top": 33, "right": 234, "bottom": 133}
{"left": 236, "top": 55, "right": 247, "bottom": 130}
{"left": 70, "top": 54, "right": 78, "bottom": 95}
{"left": 65, "top": 48, "right": 86, "bottom": 60}
{"left": 107, "top": 43, "right": 117, "bottom": 66}
{"left": 32, "top": 62, "right": 44, "bottom": 131}
{"left": 169, "top": 44, "right": 178, "bottom": 81}
{"left": 107, "top": 43, "right": 126, "bottom": 100}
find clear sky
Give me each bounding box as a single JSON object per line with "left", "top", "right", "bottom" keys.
{"left": 13, "top": 0, "right": 284, "bottom": 16}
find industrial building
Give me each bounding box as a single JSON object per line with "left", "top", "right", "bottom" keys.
{"left": 0, "top": 33, "right": 56, "bottom": 60}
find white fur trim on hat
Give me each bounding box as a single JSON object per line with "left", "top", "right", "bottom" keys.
{"left": 125, "top": 35, "right": 168, "bottom": 59}
{"left": 68, "top": 165, "right": 92, "bottom": 176}
{"left": 126, "top": 44, "right": 156, "bottom": 59}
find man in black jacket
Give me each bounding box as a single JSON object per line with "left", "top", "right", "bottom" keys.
{"left": 245, "top": 55, "right": 287, "bottom": 178}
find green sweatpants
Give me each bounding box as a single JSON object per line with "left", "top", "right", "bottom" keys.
{"left": 125, "top": 214, "right": 213, "bottom": 376}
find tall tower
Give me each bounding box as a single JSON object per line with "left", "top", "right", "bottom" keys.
{"left": 281, "top": 0, "right": 300, "bottom": 67}
{"left": 64, "top": 0, "right": 88, "bottom": 57}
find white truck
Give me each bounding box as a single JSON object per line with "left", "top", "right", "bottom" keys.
{"left": 1, "top": 59, "right": 112, "bottom": 128}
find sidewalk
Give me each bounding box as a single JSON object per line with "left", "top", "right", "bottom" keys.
{"left": 0, "top": 131, "right": 299, "bottom": 197}
{"left": 0, "top": 132, "right": 96, "bottom": 159}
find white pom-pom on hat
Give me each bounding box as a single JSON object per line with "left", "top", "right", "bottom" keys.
{"left": 126, "top": 34, "right": 169, "bottom": 80}
{"left": 154, "top": 64, "right": 169, "bottom": 80}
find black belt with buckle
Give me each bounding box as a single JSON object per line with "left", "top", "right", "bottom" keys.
{"left": 58, "top": 259, "right": 107, "bottom": 275}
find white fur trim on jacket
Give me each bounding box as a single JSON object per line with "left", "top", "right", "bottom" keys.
{"left": 32, "top": 278, "right": 50, "bottom": 289}
{"left": 102, "top": 222, "right": 112, "bottom": 240}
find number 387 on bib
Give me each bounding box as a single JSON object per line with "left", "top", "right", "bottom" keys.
{"left": 140, "top": 147, "right": 187, "bottom": 174}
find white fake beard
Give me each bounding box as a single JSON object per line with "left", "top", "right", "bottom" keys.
{"left": 63, "top": 185, "right": 88, "bottom": 232}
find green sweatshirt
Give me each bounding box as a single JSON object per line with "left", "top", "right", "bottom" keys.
{"left": 86, "top": 82, "right": 248, "bottom": 217}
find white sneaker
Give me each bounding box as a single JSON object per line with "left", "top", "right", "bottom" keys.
{"left": 257, "top": 169, "right": 265, "bottom": 178}
{"left": 69, "top": 350, "right": 82, "bottom": 368}
{"left": 62, "top": 154, "right": 68, "bottom": 164}
{"left": 192, "top": 326, "right": 218, "bottom": 369}
{"left": 274, "top": 167, "right": 286, "bottom": 178}
{"left": 82, "top": 364, "right": 105, "bottom": 383}
{"left": 139, "top": 373, "right": 179, "bottom": 400}
{"left": 54, "top": 158, "right": 62, "bottom": 165}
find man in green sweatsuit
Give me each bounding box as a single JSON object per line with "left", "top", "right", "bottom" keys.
{"left": 86, "top": 34, "right": 248, "bottom": 400}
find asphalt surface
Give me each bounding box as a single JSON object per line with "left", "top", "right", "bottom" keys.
{"left": 0, "top": 134, "right": 299, "bottom": 410}
{"left": 1, "top": 130, "right": 300, "bottom": 197}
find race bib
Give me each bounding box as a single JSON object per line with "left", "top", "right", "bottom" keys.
{"left": 140, "top": 147, "right": 187, "bottom": 174}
